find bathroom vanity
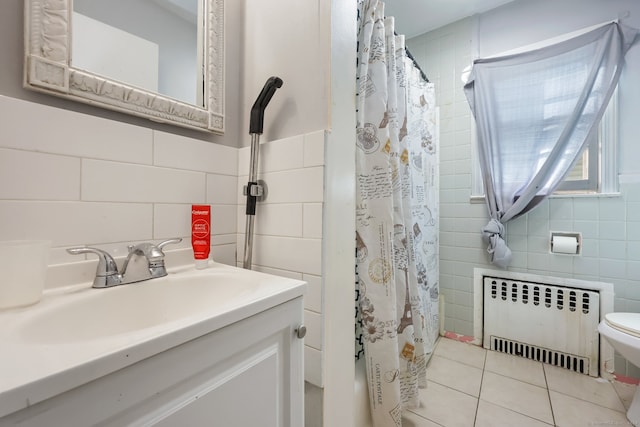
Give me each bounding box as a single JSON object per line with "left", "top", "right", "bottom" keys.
{"left": 0, "top": 263, "right": 305, "bottom": 426}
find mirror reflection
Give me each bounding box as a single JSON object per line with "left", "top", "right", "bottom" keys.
{"left": 72, "top": 0, "right": 202, "bottom": 107}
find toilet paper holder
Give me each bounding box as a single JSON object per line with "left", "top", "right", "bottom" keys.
{"left": 550, "top": 231, "right": 582, "bottom": 255}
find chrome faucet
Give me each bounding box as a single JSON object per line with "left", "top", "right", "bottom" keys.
{"left": 67, "top": 238, "right": 182, "bottom": 288}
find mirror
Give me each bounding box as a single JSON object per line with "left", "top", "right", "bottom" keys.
{"left": 72, "top": 0, "right": 202, "bottom": 107}
{"left": 24, "top": 0, "right": 224, "bottom": 133}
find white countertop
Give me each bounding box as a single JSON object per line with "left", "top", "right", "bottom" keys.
{"left": 0, "top": 262, "right": 305, "bottom": 418}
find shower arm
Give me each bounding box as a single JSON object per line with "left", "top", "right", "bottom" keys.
{"left": 243, "top": 76, "right": 283, "bottom": 270}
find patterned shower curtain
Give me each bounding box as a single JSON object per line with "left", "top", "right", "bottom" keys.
{"left": 355, "top": 1, "right": 439, "bottom": 426}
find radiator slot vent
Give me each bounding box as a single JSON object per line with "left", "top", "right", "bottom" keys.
{"left": 483, "top": 277, "right": 600, "bottom": 377}
{"left": 490, "top": 336, "right": 589, "bottom": 375}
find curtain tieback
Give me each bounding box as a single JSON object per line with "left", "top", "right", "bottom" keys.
{"left": 482, "top": 219, "right": 512, "bottom": 269}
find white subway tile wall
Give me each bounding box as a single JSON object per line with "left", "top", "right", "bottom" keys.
{"left": 303, "top": 131, "right": 325, "bottom": 167}
{"left": 244, "top": 167, "right": 324, "bottom": 204}
{"left": 245, "top": 204, "right": 304, "bottom": 237}
{"left": 0, "top": 199, "right": 154, "bottom": 258}
{"left": 303, "top": 274, "right": 323, "bottom": 314}
{"left": 154, "top": 204, "right": 193, "bottom": 238}
{"left": 0, "top": 149, "right": 80, "bottom": 200}
{"left": 251, "top": 235, "right": 322, "bottom": 275}
{"left": 408, "top": 20, "right": 640, "bottom": 377}
{"left": 237, "top": 130, "right": 326, "bottom": 386}
{"left": 0, "top": 95, "right": 238, "bottom": 286}
{"left": 206, "top": 174, "right": 239, "bottom": 205}
{"left": 0, "top": 95, "right": 153, "bottom": 163}
{"left": 303, "top": 203, "right": 323, "bottom": 239}
{"left": 154, "top": 131, "right": 238, "bottom": 176}
{"left": 81, "top": 159, "right": 206, "bottom": 203}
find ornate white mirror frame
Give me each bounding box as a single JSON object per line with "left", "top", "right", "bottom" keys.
{"left": 24, "top": 0, "right": 224, "bottom": 133}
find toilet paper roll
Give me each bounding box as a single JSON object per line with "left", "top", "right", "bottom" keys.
{"left": 552, "top": 235, "right": 578, "bottom": 254}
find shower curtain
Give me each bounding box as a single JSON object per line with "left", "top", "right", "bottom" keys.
{"left": 355, "top": 1, "right": 439, "bottom": 426}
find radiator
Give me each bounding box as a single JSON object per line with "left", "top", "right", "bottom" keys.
{"left": 483, "top": 276, "right": 601, "bottom": 377}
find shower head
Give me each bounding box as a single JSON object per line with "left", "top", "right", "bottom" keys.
{"left": 249, "top": 76, "right": 284, "bottom": 135}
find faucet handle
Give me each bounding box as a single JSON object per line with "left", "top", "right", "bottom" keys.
{"left": 66, "top": 246, "right": 121, "bottom": 288}
{"left": 157, "top": 238, "right": 182, "bottom": 251}
{"left": 148, "top": 238, "right": 182, "bottom": 273}
{"left": 126, "top": 238, "right": 182, "bottom": 261}
{"left": 147, "top": 238, "right": 182, "bottom": 278}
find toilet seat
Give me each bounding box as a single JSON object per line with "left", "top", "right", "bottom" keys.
{"left": 605, "top": 313, "right": 640, "bottom": 338}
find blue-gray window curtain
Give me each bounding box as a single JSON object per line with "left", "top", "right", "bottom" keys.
{"left": 464, "top": 22, "right": 638, "bottom": 268}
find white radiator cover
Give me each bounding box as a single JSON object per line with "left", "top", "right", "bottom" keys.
{"left": 473, "top": 269, "right": 615, "bottom": 378}
{"left": 484, "top": 277, "right": 600, "bottom": 376}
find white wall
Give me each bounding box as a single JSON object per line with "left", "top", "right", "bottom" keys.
{"left": 236, "top": 131, "right": 327, "bottom": 388}
{"left": 240, "top": 0, "right": 330, "bottom": 146}
{"left": 407, "top": 0, "right": 640, "bottom": 377}
{"left": 322, "top": 1, "right": 357, "bottom": 426}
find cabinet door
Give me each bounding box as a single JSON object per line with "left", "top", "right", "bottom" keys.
{"left": 153, "top": 341, "right": 281, "bottom": 427}
{"left": 0, "top": 297, "right": 304, "bottom": 427}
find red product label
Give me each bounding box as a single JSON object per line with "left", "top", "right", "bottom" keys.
{"left": 191, "top": 205, "right": 211, "bottom": 260}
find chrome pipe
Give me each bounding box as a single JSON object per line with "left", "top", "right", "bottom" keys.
{"left": 243, "top": 215, "right": 255, "bottom": 269}
{"left": 243, "top": 133, "right": 261, "bottom": 270}
{"left": 248, "top": 133, "right": 260, "bottom": 184}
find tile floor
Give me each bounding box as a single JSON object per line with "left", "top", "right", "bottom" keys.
{"left": 402, "top": 337, "right": 638, "bottom": 427}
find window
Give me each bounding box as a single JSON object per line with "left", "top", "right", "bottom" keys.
{"left": 469, "top": 27, "right": 620, "bottom": 200}
{"left": 559, "top": 89, "right": 617, "bottom": 194}
{"left": 471, "top": 93, "right": 618, "bottom": 199}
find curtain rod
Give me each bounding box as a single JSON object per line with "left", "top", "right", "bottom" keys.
{"left": 405, "top": 47, "right": 430, "bottom": 83}
{"left": 393, "top": 30, "right": 429, "bottom": 83}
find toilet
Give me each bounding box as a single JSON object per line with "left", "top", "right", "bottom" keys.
{"left": 598, "top": 313, "right": 640, "bottom": 426}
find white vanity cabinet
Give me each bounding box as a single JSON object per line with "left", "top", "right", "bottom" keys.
{"left": 0, "top": 296, "right": 304, "bottom": 427}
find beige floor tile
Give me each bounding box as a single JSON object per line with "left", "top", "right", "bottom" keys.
{"left": 426, "top": 355, "right": 483, "bottom": 397}
{"left": 434, "top": 338, "right": 486, "bottom": 369}
{"left": 550, "top": 390, "right": 632, "bottom": 427}
{"left": 475, "top": 400, "right": 553, "bottom": 427}
{"left": 484, "top": 350, "right": 546, "bottom": 388}
{"left": 401, "top": 410, "right": 442, "bottom": 427}
{"left": 480, "top": 371, "right": 554, "bottom": 425}
{"left": 613, "top": 380, "right": 638, "bottom": 411}
{"left": 544, "top": 364, "right": 626, "bottom": 412}
{"left": 409, "top": 380, "right": 478, "bottom": 427}
{"left": 396, "top": 336, "right": 639, "bottom": 427}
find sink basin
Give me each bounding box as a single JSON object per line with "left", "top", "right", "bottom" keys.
{"left": 0, "top": 261, "right": 306, "bottom": 420}
{"left": 16, "top": 267, "right": 259, "bottom": 343}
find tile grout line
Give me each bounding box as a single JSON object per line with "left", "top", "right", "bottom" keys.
{"left": 472, "top": 347, "right": 488, "bottom": 426}
{"left": 541, "top": 364, "right": 557, "bottom": 426}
